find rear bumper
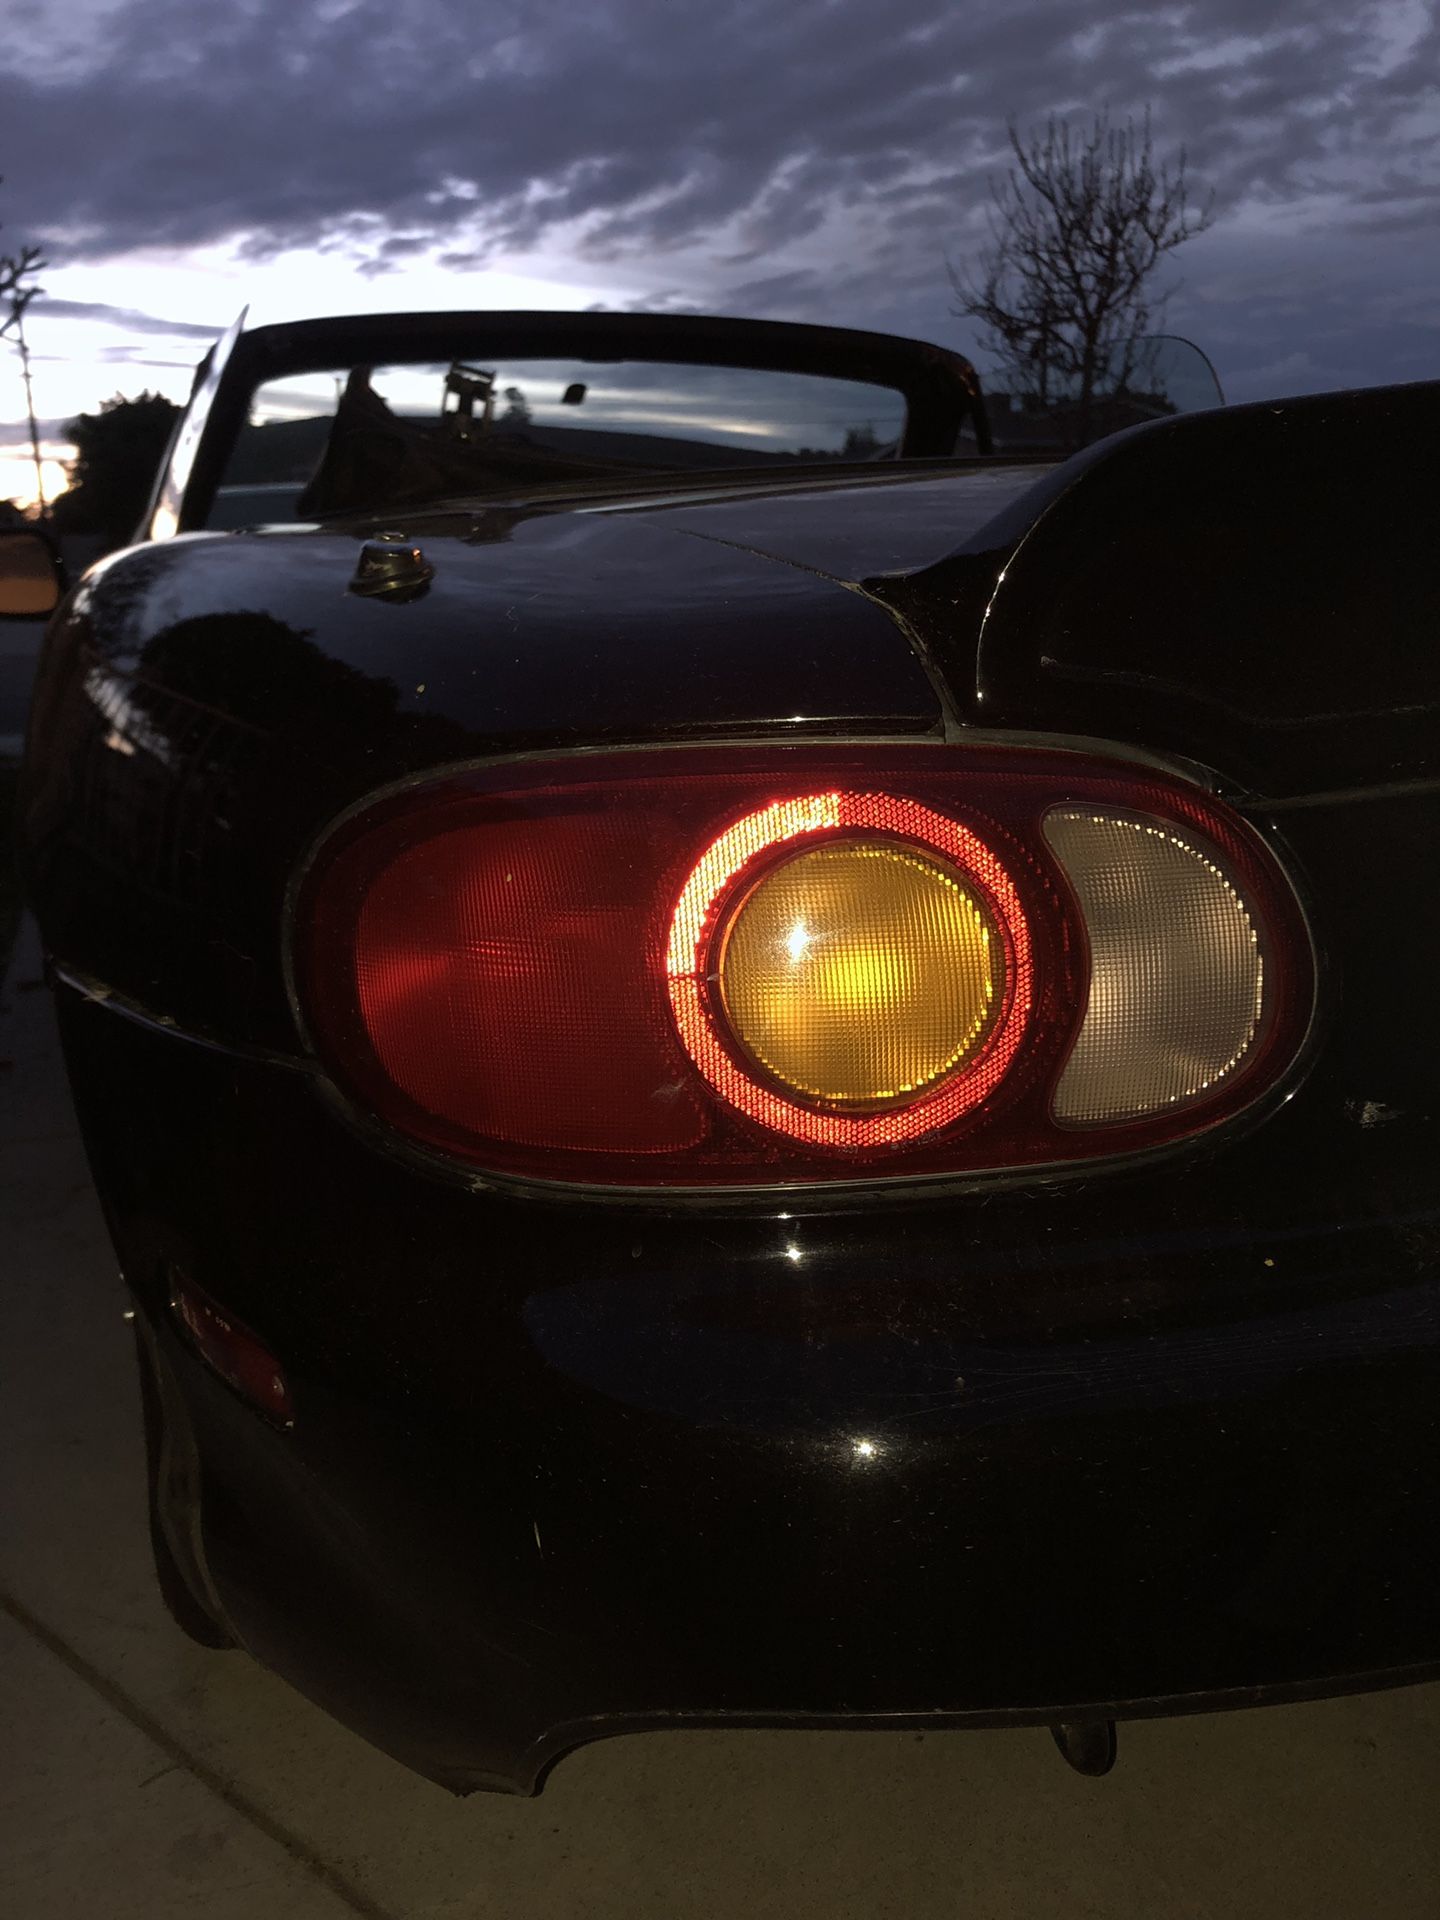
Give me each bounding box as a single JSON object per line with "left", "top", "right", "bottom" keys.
{"left": 62, "top": 987, "right": 1440, "bottom": 1794}
{"left": 158, "top": 1297, "right": 1440, "bottom": 1794}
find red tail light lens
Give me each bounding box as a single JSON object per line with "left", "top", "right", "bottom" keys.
{"left": 293, "top": 745, "right": 1313, "bottom": 1190}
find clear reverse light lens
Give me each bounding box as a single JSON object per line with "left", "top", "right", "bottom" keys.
{"left": 1044, "top": 809, "right": 1265, "bottom": 1125}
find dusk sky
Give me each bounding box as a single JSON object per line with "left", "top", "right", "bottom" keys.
{"left": 2, "top": 0, "right": 1436, "bottom": 505}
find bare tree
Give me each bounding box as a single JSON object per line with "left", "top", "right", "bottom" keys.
{"left": 1, "top": 175, "right": 50, "bottom": 512}
{"left": 950, "top": 111, "right": 1213, "bottom": 448}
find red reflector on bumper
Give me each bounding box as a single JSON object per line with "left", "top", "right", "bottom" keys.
{"left": 170, "top": 1273, "right": 293, "bottom": 1426}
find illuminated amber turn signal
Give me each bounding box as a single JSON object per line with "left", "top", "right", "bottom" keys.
{"left": 666, "top": 790, "right": 1031, "bottom": 1148}
{"left": 718, "top": 839, "right": 998, "bottom": 1108}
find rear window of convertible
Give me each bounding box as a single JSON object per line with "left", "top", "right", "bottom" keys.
{"left": 208, "top": 356, "right": 914, "bottom": 524}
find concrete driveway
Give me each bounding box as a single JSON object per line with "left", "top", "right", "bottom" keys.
{"left": 2, "top": 916, "right": 1438, "bottom": 1920}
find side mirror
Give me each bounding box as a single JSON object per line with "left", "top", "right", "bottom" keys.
{"left": 0, "top": 528, "right": 66, "bottom": 619}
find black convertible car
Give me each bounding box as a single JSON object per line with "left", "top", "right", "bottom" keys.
{"left": 5, "top": 309, "right": 1437, "bottom": 1791}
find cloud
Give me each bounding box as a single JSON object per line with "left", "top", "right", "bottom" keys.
{"left": 0, "top": 0, "right": 1434, "bottom": 398}
{"left": 2, "top": 0, "right": 1430, "bottom": 262}
{"left": 93, "top": 346, "right": 203, "bottom": 367}
{"left": 32, "top": 297, "right": 222, "bottom": 339}
{"left": 0, "top": 416, "right": 73, "bottom": 449}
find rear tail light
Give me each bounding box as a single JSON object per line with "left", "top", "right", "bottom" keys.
{"left": 293, "top": 744, "right": 1313, "bottom": 1190}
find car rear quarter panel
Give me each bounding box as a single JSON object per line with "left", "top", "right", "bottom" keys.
{"left": 19, "top": 504, "right": 943, "bottom": 1046}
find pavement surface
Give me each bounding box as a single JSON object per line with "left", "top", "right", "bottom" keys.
{"left": 0, "top": 616, "right": 45, "bottom": 756}
{"left": 2, "top": 914, "right": 1439, "bottom": 1919}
